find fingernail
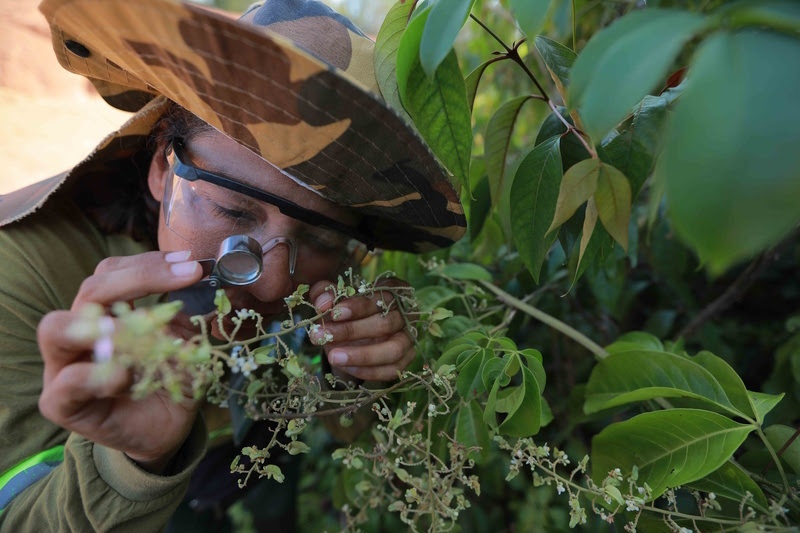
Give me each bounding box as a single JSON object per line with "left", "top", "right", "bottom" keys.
{"left": 93, "top": 336, "right": 114, "bottom": 363}
{"left": 170, "top": 261, "right": 199, "bottom": 277}
{"left": 315, "top": 292, "right": 334, "bottom": 311}
{"left": 165, "top": 250, "right": 192, "bottom": 263}
{"left": 330, "top": 351, "right": 348, "bottom": 365}
{"left": 332, "top": 306, "right": 351, "bottom": 321}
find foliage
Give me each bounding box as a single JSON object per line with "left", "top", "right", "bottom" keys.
{"left": 96, "top": 0, "right": 800, "bottom": 530}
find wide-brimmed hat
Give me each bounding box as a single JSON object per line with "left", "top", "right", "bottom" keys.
{"left": 0, "top": 0, "right": 466, "bottom": 252}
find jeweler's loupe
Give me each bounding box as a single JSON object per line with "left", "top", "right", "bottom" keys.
{"left": 166, "top": 235, "right": 295, "bottom": 315}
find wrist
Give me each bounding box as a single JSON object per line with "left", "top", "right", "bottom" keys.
{"left": 124, "top": 450, "right": 178, "bottom": 475}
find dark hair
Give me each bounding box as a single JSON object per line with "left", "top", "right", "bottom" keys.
{"left": 75, "top": 101, "right": 212, "bottom": 244}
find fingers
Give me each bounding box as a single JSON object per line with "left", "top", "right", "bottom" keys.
{"left": 72, "top": 250, "right": 203, "bottom": 310}
{"left": 310, "top": 308, "right": 406, "bottom": 345}
{"left": 39, "top": 362, "right": 132, "bottom": 425}
{"left": 327, "top": 332, "right": 416, "bottom": 381}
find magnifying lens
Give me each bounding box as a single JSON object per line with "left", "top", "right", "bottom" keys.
{"left": 167, "top": 235, "right": 295, "bottom": 315}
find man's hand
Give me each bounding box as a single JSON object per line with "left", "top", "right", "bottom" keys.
{"left": 37, "top": 250, "right": 204, "bottom": 473}
{"left": 309, "top": 279, "right": 416, "bottom": 382}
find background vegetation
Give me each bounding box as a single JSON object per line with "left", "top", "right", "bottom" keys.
{"left": 188, "top": 0, "right": 800, "bottom": 530}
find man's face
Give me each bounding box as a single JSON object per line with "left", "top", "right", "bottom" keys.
{"left": 148, "top": 128, "right": 363, "bottom": 337}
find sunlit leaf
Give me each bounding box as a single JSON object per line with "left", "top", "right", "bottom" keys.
{"left": 659, "top": 30, "right": 800, "bottom": 274}
{"left": 421, "top": 0, "right": 477, "bottom": 76}
{"left": 569, "top": 9, "right": 707, "bottom": 141}
{"left": 375, "top": 0, "right": 416, "bottom": 123}
{"left": 486, "top": 95, "right": 539, "bottom": 202}
{"left": 594, "top": 163, "right": 631, "bottom": 250}
{"left": 547, "top": 158, "right": 600, "bottom": 235}
{"left": 510, "top": 136, "right": 563, "bottom": 283}
{"left": 685, "top": 461, "right": 769, "bottom": 511}
{"left": 592, "top": 409, "right": 754, "bottom": 499}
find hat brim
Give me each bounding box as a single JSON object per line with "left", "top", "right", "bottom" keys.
{"left": 16, "top": 0, "right": 467, "bottom": 252}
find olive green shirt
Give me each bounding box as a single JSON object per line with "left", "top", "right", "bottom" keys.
{"left": 0, "top": 198, "right": 207, "bottom": 532}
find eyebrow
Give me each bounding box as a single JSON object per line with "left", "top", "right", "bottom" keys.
{"left": 169, "top": 139, "right": 374, "bottom": 248}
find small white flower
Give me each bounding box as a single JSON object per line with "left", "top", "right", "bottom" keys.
{"left": 707, "top": 492, "right": 716, "bottom": 500}
{"left": 625, "top": 499, "right": 640, "bottom": 512}
{"left": 556, "top": 482, "right": 565, "bottom": 495}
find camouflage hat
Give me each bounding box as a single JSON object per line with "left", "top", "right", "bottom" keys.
{"left": 0, "top": 0, "right": 466, "bottom": 252}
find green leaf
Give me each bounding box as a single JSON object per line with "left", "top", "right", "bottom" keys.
{"left": 246, "top": 379, "right": 265, "bottom": 396}
{"left": 486, "top": 95, "right": 538, "bottom": 203}
{"left": 415, "top": 286, "right": 461, "bottom": 309}
{"left": 547, "top": 158, "right": 600, "bottom": 235}
{"left": 287, "top": 440, "right": 311, "bottom": 455}
{"left": 374, "top": 0, "right": 416, "bottom": 123}
{"left": 685, "top": 461, "right": 769, "bottom": 511}
{"left": 535, "top": 108, "right": 590, "bottom": 171}
{"left": 692, "top": 351, "right": 756, "bottom": 420}
{"left": 592, "top": 409, "right": 755, "bottom": 499}
{"left": 481, "top": 357, "right": 505, "bottom": 391}
{"left": 593, "top": 162, "right": 631, "bottom": 250}
{"left": 577, "top": 197, "right": 598, "bottom": 271}
{"left": 456, "top": 349, "right": 489, "bottom": 399}
{"left": 456, "top": 399, "right": 492, "bottom": 463}
{"left": 421, "top": 0, "right": 476, "bottom": 76}
{"left": 533, "top": 36, "right": 576, "bottom": 103}
{"left": 764, "top": 424, "right": 800, "bottom": 474}
{"left": 397, "top": 7, "right": 472, "bottom": 190}
{"left": 510, "top": 136, "right": 563, "bottom": 283}
{"left": 214, "top": 289, "right": 231, "bottom": 315}
{"left": 465, "top": 58, "right": 498, "bottom": 112}
{"left": 723, "top": 0, "right": 800, "bottom": 36}
{"left": 569, "top": 9, "right": 707, "bottom": 141}
{"left": 659, "top": 30, "right": 800, "bottom": 274}
{"left": 265, "top": 464, "right": 285, "bottom": 483}
{"left": 749, "top": 391, "right": 784, "bottom": 424}
{"left": 468, "top": 159, "right": 491, "bottom": 240}
{"left": 484, "top": 354, "right": 543, "bottom": 437}
{"left": 439, "top": 263, "right": 492, "bottom": 281}
{"left": 605, "top": 331, "right": 663, "bottom": 354}
{"left": 509, "top": 0, "right": 554, "bottom": 38}
{"left": 584, "top": 350, "right": 750, "bottom": 418}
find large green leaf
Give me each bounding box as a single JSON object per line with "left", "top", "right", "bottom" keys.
{"left": 510, "top": 136, "right": 563, "bottom": 283}
{"left": 456, "top": 349, "right": 490, "bottom": 399}
{"left": 592, "top": 409, "right": 755, "bottom": 499}
{"left": 456, "top": 399, "right": 492, "bottom": 463}
{"left": 659, "top": 30, "right": 800, "bottom": 274}
{"left": 374, "top": 0, "right": 416, "bottom": 123}
{"left": 420, "top": 0, "right": 477, "bottom": 76}
{"left": 765, "top": 424, "right": 800, "bottom": 474}
{"left": 593, "top": 163, "right": 631, "bottom": 250}
{"left": 485, "top": 95, "right": 539, "bottom": 203}
{"left": 533, "top": 36, "right": 576, "bottom": 103}
{"left": 685, "top": 461, "right": 769, "bottom": 511}
{"left": 509, "top": 0, "right": 554, "bottom": 39}
{"left": 535, "top": 108, "right": 591, "bottom": 171}
{"left": 547, "top": 158, "right": 600, "bottom": 234}
{"left": 397, "top": 7, "right": 472, "bottom": 190}
{"left": 569, "top": 9, "right": 707, "bottom": 141}
{"left": 584, "top": 350, "right": 750, "bottom": 418}
{"left": 439, "top": 263, "right": 492, "bottom": 281}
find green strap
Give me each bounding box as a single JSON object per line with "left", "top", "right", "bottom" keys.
{"left": 0, "top": 445, "right": 65, "bottom": 490}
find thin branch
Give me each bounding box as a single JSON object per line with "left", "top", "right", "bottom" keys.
{"left": 478, "top": 279, "right": 608, "bottom": 359}
{"left": 762, "top": 423, "right": 800, "bottom": 476}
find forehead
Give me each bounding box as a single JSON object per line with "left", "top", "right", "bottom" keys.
{"left": 184, "top": 129, "right": 358, "bottom": 224}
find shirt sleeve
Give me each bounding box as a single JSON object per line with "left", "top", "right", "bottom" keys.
{"left": 0, "top": 199, "right": 206, "bottom": 531}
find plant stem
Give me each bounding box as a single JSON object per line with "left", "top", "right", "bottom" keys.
{"left": 756, "top": 426, "right": 790, "bottom": 492}
{"left": 478, "top": 280, "right": 608, "bottom": 359}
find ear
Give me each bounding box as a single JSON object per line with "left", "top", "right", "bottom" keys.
{"left": 147, "top": 140, "right": 170, "bottom": 202}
